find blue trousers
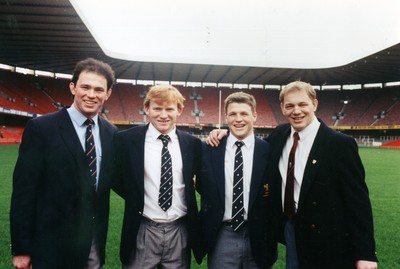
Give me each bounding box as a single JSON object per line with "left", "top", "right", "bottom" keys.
{"left": 284, "top": 220, "right": 299, "bottom": 269}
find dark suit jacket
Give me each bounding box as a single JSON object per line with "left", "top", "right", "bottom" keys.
{"left": 10, "top": 108, "right": 117, "bottom": 269}
{"left": 267, "top": 120, "right": 377, "bottom": 269}
{"left": 113, "top": 124, "right": 203, "bottom": 265}
{"left": 199, "top": 135, "right": 277, "bottom": 268}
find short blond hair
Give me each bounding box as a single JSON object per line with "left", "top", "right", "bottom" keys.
{"left": 224, "top": 92, "right": 256, "bottom": 114}
{"left": 144, "top": 85, "right": 185, "bottom": 110}
{"left": 279, "top": 81, "right": 316, "bottom": 102}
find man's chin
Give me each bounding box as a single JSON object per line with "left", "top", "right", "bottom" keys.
{"left": 230, "top": 131, "right": 248, "bottom": 140}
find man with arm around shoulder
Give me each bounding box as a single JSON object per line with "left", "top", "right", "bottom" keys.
{"left": 267, "top": 81, "right": 377, "bottom": 269}
{"left": 114, "top": 85, "right": 203, "bottom": 268}
{"left": 207, "top": 81, "right": 378, "bottom": 269}
{"left": 199, "top": 92, "right": 277, "bottom": 269}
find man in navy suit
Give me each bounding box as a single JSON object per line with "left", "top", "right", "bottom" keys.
{"left": 207, "top": 81, "right": 378, "bottom": 269}
{"left": 266, "top": 81, "right": 377, "bottom": 269}
{"left": 114, "top": 85, "right": 202, "bottom": 268}
{"left": 199, "top": 92, "right": 277, "bottom": 269}
{"left": 10, "top": 58, "right": 118, "bottom": 269}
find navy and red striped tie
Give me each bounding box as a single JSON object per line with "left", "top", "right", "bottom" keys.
{"left": 84, "top": 119, "right": 97, "bottom": 188}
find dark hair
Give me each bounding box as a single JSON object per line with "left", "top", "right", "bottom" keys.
{"left": 71, "top": 58, "right": 115, "bottom": 90}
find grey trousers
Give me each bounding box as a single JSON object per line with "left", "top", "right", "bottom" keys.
{"left": 122, "top": 217, "right": 190, "bottom": 269}
{"left": 208, "top": 225, "right": 272, "bottom": 269}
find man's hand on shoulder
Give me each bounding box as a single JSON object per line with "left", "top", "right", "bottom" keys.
{"left": 356, "top": 260, "right": 377, "bottom": 269}
{"left": 205, "top": 129, "right": 228, "bottom": 147}
{"left": 12, "top": 255, "right": 32, "bottom": 269}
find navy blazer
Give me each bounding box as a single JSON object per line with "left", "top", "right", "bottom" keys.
{"left": 267, "top": 120, "right": 377, "bottom": 269}
{"left": 114, "top": 124, "right": 203, "bottom": 265}
{"left": 10, "top": 108, "right": 117, "bottom": 268}
{"left": 199, "top": 135, "right": 277, "bottom": 268}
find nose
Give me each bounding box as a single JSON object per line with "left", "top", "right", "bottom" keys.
{"left": 235, "top": 115, "right": 243, "bottom": 121}
{"left": 160, "top": 109, "right": 167, "bottom": 117}
{"left": 292, "top": 105, "right": 301, "bottom": 114}
{"left": 87, "top": 89, "right": 95, "bottom": 98}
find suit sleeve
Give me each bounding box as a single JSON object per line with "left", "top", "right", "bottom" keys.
{"left": 112, "top": 132, "right": 126, "bottom": 198}
{"left": 10, "top": 120, "right": 44, "bottom": 255}
{"left": 336, "top": 136, "right": 377, "bottom": 262}
{"left": 194, "top": 141, "right": 206, "bottom": 195}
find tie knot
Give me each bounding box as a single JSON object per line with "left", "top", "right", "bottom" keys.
{"left": 235, "top": 140, "right": 244, "bottom": 148}
{"left": 159, "top": 134, "right": 170, "bottom": 144}
{"left": 84, "top": 118, "right": 95, "bottom": 127}
{"left": 293, "top": 132, "right": 299, "bottom": 141}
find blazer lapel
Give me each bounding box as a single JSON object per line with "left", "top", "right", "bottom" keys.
{"left": 213, "top": 138, "right": 227, "bottom": 206}
{"left": 132, "top": 125, "right": 148, "bottom": 196}
{"left": 297, "top": 122, "right": 327, "bottom": 211}
{"left": 96, "top": 117, "right": 114, "bottom": 191}
{"left": 248, "top": 137, "right": 266, "bottom": 210}
{"left": 57, "top": 109, "right": 91, "bottom": 191}
{"left": 98, "top": 118, "right": 113, "bottom": 162}
{"left": 58, "top": 109, "right": 86, "bottom": 170}
{"left": 176, "top": 130, "right": 190, "bottom": 185}
{"left": 272, "top": 126, "right": 291, "bottom": 212}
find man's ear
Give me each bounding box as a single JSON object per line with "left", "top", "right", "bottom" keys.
{"left": 105, "top": 88, "right": 112, "bottom": 101}
{"left": 313, "top": 99, "right": 318, "bottom": 111}
{"left": 69, "top": 82, "right": 76, "bottom": 96}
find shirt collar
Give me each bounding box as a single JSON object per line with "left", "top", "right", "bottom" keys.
{"left": 67, "top": 105, "right": 99, "bottom": 127}
{"left": 291, "top": 116, "right": 320, "bottom": 141}
{"left": 227, "top": 132, "right": 255, "bottom": 149}
{"left": 148, "top": 123, "right": 177, "bottom": 142}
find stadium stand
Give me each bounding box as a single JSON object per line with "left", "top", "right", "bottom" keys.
{"left": 335, "top": 89, "right": 380, "bottom": 126}
{"left": 265, "top": 90, "right": 287, "bottom": 125}
{"left": 2, "top": 70, "right": 400, "bottom": 144}
{"left": 104, "top": 84, "right": 126, "bottom": 122}
{"left": 371, "top": 87, "right": 400, "bottom": 126}
{"left": 175, "top": 86, "right": 197, "bottom": 125}
{"left": 116, "top": 84, "right": 146, "bottom": 123}
{"left": 196, "top": 87, "right": 233, "bottom": 125}
{"left": 0, "top": 126, "right": 23, "bottom": 144}
{"left": 380, "top": 139, "right": 400, "bottom": 149}
{"left": 248, "top": 89, "right": 277, "bottom": 127}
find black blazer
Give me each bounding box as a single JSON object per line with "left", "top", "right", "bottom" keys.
{"left": 267, "top": 120, "right": 377, "bottom": 269}
{"left": 113, "top": 124, "right": 203, "bottom": 265}
{"left": 10, "top": 108, "right": 117, "bottom": 268}
{"left": 199, "top": 135, "right": 277, "bottom": 268}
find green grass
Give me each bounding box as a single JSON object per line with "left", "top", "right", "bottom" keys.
{"left": 1, "top": 145, "right": 399, "bottom": 268}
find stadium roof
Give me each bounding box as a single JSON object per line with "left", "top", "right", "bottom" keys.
{"left": 1, "top": 0, "right": 400, "bottom": 86}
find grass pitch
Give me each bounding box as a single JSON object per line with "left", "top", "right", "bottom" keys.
{"left": 0, "top": 145, "right": 399, "bottom": 268}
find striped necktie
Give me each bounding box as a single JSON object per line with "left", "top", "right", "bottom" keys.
{"left": 84, "top": 118, "right": 97, "bottom": 189}
{"left": 231, "top": 140, "right": 244, "bottom": 231}
{"left": 158, "top": 134, "right": 173, "bottom": 211}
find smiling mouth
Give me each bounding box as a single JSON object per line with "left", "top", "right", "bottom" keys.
{"left": 292, "top": 116, "right": 304, "bottom": 121}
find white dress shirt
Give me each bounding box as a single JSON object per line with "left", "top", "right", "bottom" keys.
{"left": 279, "top": 116, "right": 320, "bottom": 212}
{"left": 223, "top": 133, "right": 255, "bottom": 222}
{"left": 67, "top": 106, "right": 102, "bottom": 190}
{"left": 143, "top": 123, "right": 186, "bottom": 222}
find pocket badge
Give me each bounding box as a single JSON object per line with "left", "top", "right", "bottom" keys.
{"left": 263, "top": 183, "right": 270, "bottom": 197}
